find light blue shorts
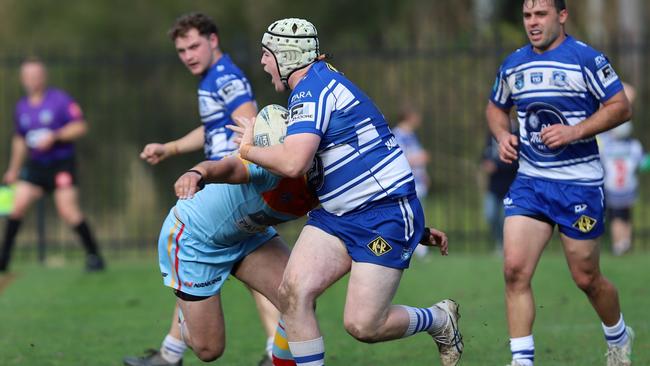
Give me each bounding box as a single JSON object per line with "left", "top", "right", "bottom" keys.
{"left": 157, "top": 208, "right": 277, "bottom": 297}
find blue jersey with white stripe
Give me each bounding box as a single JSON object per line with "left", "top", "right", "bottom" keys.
{"left": 287, "top": 61, "right": 415, "bottom": 215}
{"left": 198, "top": 54, "right": 255, "bottom": 160}
{"left": 490, "top": 36, "right": 623, "bottom": 186}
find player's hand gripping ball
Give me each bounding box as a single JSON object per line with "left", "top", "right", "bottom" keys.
{"left": 253, "top": 104, "right": 289, "bottom": 147}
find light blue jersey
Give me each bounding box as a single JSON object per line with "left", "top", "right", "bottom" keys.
{"left": 198, "top": 54, "right": 255, "bottom": 160}
{"left": 490, "top": 35, "right": 624, "bottom": 186}
{"left": 159, "top": 160, "right": 318, "bottom": 296}
{"left": 287, "top": 61, "right": 415, "bottom": 215}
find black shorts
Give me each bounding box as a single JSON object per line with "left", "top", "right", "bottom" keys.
{"left": 19, "top": 157, "right": 78, "bottom": 193}
{"left": 607, "top": 207, "right": 631, "bottom": 222}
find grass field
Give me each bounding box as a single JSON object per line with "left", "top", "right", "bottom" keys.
{"left": 0, "top": 251, "right": 648, "bottom": 366}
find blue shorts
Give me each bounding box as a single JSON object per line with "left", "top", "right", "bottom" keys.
{"left": 157, "top": 208, "right": 277, "bottom": 297}
{"left": 504, "top": 176, "right": 605, "bottom": 240}
{"left": 306, "top": 195, "right": 424, "bottom": 269}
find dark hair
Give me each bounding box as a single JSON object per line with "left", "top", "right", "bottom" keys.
{"left": 168, "top": 12, "right": 219, "bottom": 41}
{"left": 523, "top": 0, "right": 566, "bottom": 12}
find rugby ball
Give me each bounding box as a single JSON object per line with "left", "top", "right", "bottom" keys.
{"left": 254, "top": 104, "right": 289, "bottom": 147}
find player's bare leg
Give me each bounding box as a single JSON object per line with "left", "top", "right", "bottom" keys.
{"left": 561, "top": 234, "right": 633, "bottom": 364}
{"left": 177, "top": 294, "right": 226, "bottom": 362}
{"left": 54, "top": 186, "right": 104, "bottom": 270}
{"left": 503, "top": 216, "right": 552, "bottom": 337}
{"left": 278, "top": 226, "right": 351, "bottom": 364}
{"left": 345, "top": 262, "right": 462, "bottom": 365}
{"left": 249, "top": 287, "right": 280, "bottom": 362}
{"left": 610, "top": 218, "right": 632, "bottom": 255}
{"left": 561, "top": 235, "right": 620, "bottom": 324}
{"left": 503, "top": 215, "right": 553, "bottom": 366}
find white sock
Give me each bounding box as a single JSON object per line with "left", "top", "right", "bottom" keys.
{"left": 602, "top": 313, "right": 629, "bottom": 346}
{"left": 510, "top": 334, "right": 534, "bottom": 366}
{"left": 288, "top": 337, "right": 325, "bottom": 366}
{"left": 160, "top": 334, "right": 187, "bottom": 363}
{"left": 266, "top": 336, "right": 274, "bottom": 359}
{"left": 401, "top": 305, "right": 446, "bottom": 337}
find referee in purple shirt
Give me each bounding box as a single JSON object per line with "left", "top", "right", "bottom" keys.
{"left": 0, "top": 58, "right": 104, "bottom": 272}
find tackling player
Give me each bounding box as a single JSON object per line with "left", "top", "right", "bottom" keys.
{"left": 230, "top": 18, "right": 463, "bottom": 366}
{"left": 486, "top": 1, "right": 634, "bottom": 365}
{"left": 129, "top": 13, "right": 276, "bottom": 366}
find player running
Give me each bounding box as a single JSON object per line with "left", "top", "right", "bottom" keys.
{"left": 129, "top": 12, "right": 275, "bottom": 366}
{"left": 486, "top": 1, "right": 634, "bottom": 365}
{"left": 230, "top": 18, "right": 463, "bottom": 366}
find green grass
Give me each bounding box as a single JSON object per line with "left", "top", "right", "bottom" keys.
{"left": 0, "top": 252, "right": 648, "bottom": 365}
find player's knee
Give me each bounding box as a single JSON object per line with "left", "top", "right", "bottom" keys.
{"left": 503, "top": 262, "right": 532, "bottom": 288}
{"left": 344, "top": 317, "right": 382, "bottom": 343}
{"left": 572, "top": 271, "right": 599, "bottom": 294}
{"left": 278, "top": 278, "right": 316, "bottom": 313}
{"left": 192, "top": 342, "right": 225, "bottom": 362}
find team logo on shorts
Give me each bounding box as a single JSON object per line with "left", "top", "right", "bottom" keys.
{"left": 367, "top": 237, "right": 392, "bottom": 256}
{"left": 572, "top": 215, "right": 597, "bottom": 233}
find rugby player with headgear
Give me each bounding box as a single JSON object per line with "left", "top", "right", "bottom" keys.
{"left": 229, "top": 18, "right": 463, "bottom": 366}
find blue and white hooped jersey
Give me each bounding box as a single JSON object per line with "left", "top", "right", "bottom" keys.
{"left": 198, "top": 54, "right": 255, "bottom": 160}
{"left": 490, "top": 35, "right": 624, "bottom": 186}
{"left": 287, "top": 61, "right": 415, "bottom": 216}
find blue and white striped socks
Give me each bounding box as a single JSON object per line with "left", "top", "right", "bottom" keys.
{"left": 401, "top": 305, "right": 447, "bottom": 337}
{"left": 602, "top": 314, "right": 629, "bottom": 347}
{"left": 510, "top": 335, "right": 534, "bottom": 366}
{"left": 288, "top": 337, "right": 325, "bottom": 366}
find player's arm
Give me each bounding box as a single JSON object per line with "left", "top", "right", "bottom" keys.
{"left": 486, "top": 101, "right": 518, "bottom": 164}
{"left": 541, "top": 90, "right": 632, "bottom": 149}
{"left": 230, "top": 116, "right": 320, "bottom": 178}
{"left": 140, "top": 125, "right": 205, "bottom": 165}
{"left": 174, "top": 156, "right": 249, "bottom": 199}
{"left": 3, "top": 135, "right": 28, "bottom": 184}
{"left": 230, "top": 101, "right": 257, "bottom": 120}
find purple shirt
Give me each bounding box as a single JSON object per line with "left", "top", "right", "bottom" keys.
{"left": 14, "top": 88, "right": 83, "bottom": 163}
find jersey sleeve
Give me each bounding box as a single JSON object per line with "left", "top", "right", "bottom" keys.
{"left": 216, "top": 75, "right": 255, "bottom": 115}
{"left": 14, "top": 104, "right": 26, "bottom": 137}
{"left": 489, "top": 65, "right": 514, "bottom": 109}
{"left": 60, "top": 92, "right": 84, "bottom": 123}
{"left": 286, "top": 84, "right": 327, "bottom": 137}
{"left": 243, "top": 160, "right": 282, "bottom": 192}
{"left": 582, "top": 52, "right": 624, "bottom": 103}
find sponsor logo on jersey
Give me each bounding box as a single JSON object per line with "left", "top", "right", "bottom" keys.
{"left": 594, "top": 54, "right": 607, "bottom": 67}
{"left": 367, "top": 237, "right": 392, "bottom": 256}
{"left": 530, "top": 72, "right": 543, "bottom": 84}
{"left": 525, "top": 102, "right": 569, "bottom": 157}
{"left": 573, "top": 215, "right": 597, "bottom": 233}
{"left": 288, "top": 102, "right": 316, "bottom": 124}
{"left": 385, "top": 136, "right": 398, "bottom": 150}
{"left": 215, "top": 74, "right": 236, "bottom": 86}
{"left": 219, "top": 79, "right": 247, "bottom": 104}
{"left": 574, "top": 204, "right": 588, "bottom": 213}
{"left": 551, "top": 71, "right": 567, "bottom": 87}
{"left": 39, "top": 109, "right": 53, "bottom": 125}
{"left": 515, "top": 72, "right": 524, "bottom": 90}
{"left": 290, "top": 90, "right": 313, "bottom": 103}
{"left": 597, "top": 64, "right": 618, "bottom": 88}
{"left": 503, "top": 197, "right": 514, "bottom": 206}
